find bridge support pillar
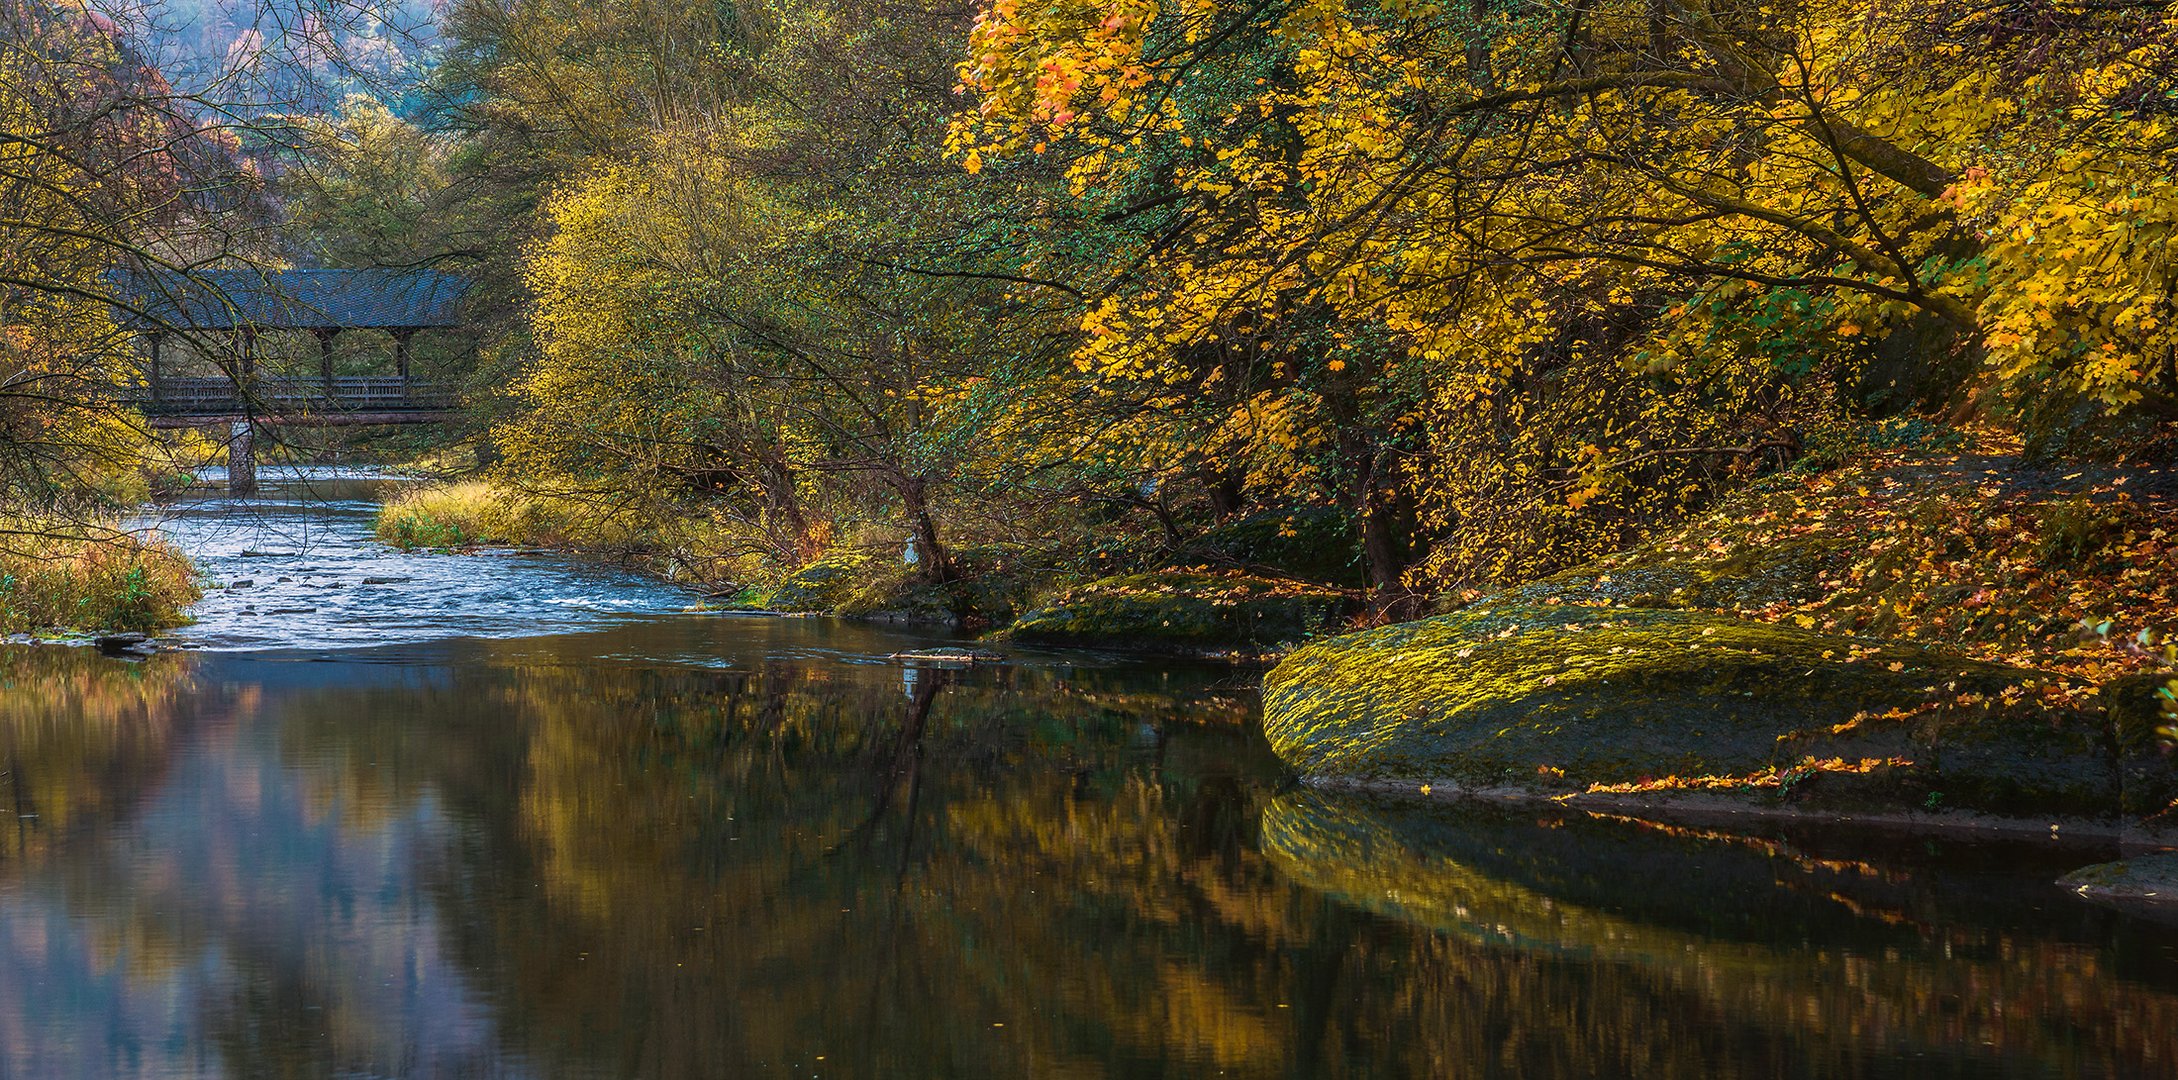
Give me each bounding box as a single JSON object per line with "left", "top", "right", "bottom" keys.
{"left": 227, "top": 420, "right": 257, "bottom": 498}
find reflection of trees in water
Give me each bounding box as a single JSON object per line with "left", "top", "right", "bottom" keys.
{"left": 1263, "top": 792, "right": 2178, "bottom": 1077}
{"left": 0, "top": 649, "right": 512, "bottom": 1080}
{"left": 367, "top": 651, "right": 2178, "bottom": 1077}
{"left": 0, "top": 647, "right": 202, "bottom": 868}
{"left": 430, "top": 653, "right": 1296, "bottom": 1076}
{"left": 10, "top": 640, "right": 2178, "bottom": 1078}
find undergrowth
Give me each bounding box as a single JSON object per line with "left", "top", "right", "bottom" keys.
{"left": 376, "top": 481, "right": 605, "bottom": 550}
{"left": 0, "top": 519, "right": 199, "bottom": 633}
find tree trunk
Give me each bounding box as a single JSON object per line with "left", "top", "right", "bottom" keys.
{"left": 1360, "top": 495, "right": 1425, "bottom": 619}
{"left": 1203, "top": 468, "right": 1247, "bottom": 519}
{"left": 227, "top": 420, "right": 257, "bottom": 498}
{"left": 894, "top": 474, "right": 955, "bottom": 583}
{"left": 1346, "top": 445, "right": 1422, "bottom": 619}
{"left": 756, "top": 453, "right": 820, "bottom": 562}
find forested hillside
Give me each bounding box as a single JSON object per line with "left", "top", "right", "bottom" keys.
{"left": 360, "top": 0, "right": 2169, "bottom": 637}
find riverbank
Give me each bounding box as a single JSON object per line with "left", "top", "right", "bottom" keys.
{"left": 377, "top": 481, "right": 1368, "bottom": 656}
{"left": 1261, "top": 432, "right": 2178, "bottom": 829}
{"left": 0, "top": 517, "right": 198, "bottom": 635}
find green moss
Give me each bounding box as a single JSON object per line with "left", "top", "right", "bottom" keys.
{"left": 836, "top": 575, "right": 964, "bottom": 626}
{"left": 763, "top": 552, "right": 877, "bottom": 613}
{"left": 752, "top": 546, "right": 1037, "bottom": 627}
{"left": 1000, "top": 571, "right": 1352, "bottom": 651}
{"left": 1263, "top": 604, "right": 2119, "bottom": 816}
{"left": 822, "top": 547, "right": 1036, "bottom": 628}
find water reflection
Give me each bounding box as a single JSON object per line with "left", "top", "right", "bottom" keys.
{"left": 1264, "top": 792, "right": 2178, "bottom": 1077}
{"left": 0, "top": 648, "right": 197, "bottom": 867}
{"left": 3, "top": 621, "right": 2176, "bottom": 1078}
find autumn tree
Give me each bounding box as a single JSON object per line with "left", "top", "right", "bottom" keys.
{"left": 0, "top": 0, "right": 270, "bottom": 510}
{"left": 953, "top": 0, "right": 2178, "bottom": 591}
{"left": 454, "top": 0, "right": 1076, "bottom": 580}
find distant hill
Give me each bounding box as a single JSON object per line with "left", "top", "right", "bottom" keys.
{"left": 130, "top": 0, "right": 443, "bottom": 115}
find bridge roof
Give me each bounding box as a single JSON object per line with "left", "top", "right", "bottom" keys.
{"left": 113, "top": 268, "right": 469, "bottom": 331}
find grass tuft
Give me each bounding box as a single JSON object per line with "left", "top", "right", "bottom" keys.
{"left": 375, "top": 481, "right": 588, "bottom": 550}
{"left": 0, "top": 520, "right": 199, "bottom": 633}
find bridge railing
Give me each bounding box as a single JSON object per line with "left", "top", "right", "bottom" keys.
{"left": 133, "top": 376, "right": 458, "bottom": 416}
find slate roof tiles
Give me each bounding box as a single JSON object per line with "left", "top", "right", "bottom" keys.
{"left": 113, "top": 268, "right": 469, "bottom": 331}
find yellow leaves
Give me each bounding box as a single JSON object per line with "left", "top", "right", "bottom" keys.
{"left": 943, "top": 0, "right": 2178, "bottom": 597}
{"left": 1975, "top": 165, "right": 2178, "bottom": 410}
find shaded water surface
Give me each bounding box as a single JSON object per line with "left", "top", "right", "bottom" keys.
{"left": 3, "top": 481, "right": 2177, "bottom": 1077}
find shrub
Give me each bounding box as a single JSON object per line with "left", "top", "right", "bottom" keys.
{"left": 0, "top": 520, "right": 199, "bottom": 633}
{"left": 374, "top": 480, "right": 642, "bottom": 551}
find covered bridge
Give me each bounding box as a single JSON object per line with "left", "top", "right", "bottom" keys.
{"left": 113, "top": 267, "right": 473, "bottom": 494}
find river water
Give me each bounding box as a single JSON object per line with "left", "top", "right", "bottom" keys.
{"left": 2, "top": 471, "right": 2177, "bottom": 1077}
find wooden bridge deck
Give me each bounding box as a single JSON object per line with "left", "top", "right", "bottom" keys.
{"left": 134, "top": 376, "right": 459, "bottom": 426}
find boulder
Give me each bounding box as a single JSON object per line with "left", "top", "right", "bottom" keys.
{"left": 1262, "top": 604, "right": 2127, "bottom": 817}
{"left": 2060, "top": 854, "right": 2178, "bottom": 919}
{"left": 763, "top": 552, "right": 875, "bottom": 613}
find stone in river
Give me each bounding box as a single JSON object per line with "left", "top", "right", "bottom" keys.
{"left": 2062, "top": 855, "right": 2178, "bottom": 921}
{"left": 1262, "top": 603, "right": 2123, "bottom": 819}
{"left": 94, "top": 633, "right": 157, "bottom": 657}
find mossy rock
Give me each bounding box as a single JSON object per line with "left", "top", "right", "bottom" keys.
{"left": 1000, "top": 571, "right": 1352, "bottom": 651}
{"left": 835, "top": 547, "right": 1036, "bottom": 629}
{"left": 1263, "top": 604, "right": 2124, "bottom": 817}
{"left": 763, "top": 552, "right": 876, "bottom": 613}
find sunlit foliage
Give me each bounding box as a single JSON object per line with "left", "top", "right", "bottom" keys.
{"left": 952, "top": 0, "right": 2178, "bottom": 592}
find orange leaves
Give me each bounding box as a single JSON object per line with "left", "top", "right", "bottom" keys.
{"left": 1584, "top": 757, "right": 1917, "bottom": 796}
{"left": 952, "top": 0, "right": 1167, "bottom": 158}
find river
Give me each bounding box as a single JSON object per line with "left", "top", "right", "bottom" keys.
{"left": 1, "top": 470, "right": 2176, "bottom": 1077}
